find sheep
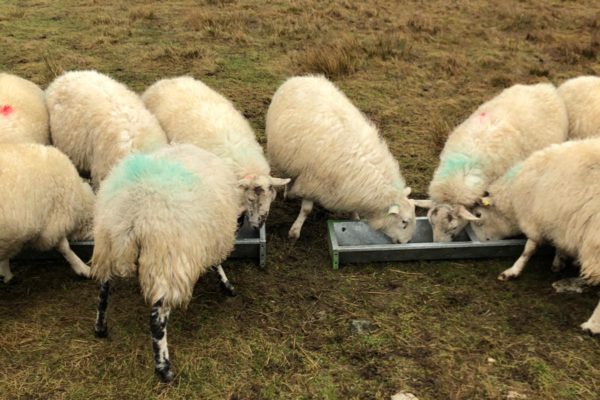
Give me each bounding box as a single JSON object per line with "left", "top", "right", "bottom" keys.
{"left": 558, "top": 75, "right": 600, "bottom": 140}
{"left": 480, "top": 138, "right": 600, "bottom": 335}
{"left": 0, "top": 143, "right": 94, "bottom": 283}
{"left": 91, "top": 143, "right": 239, "bottom": 382}
{"left": 46, "top": 70, "right": 168, "bottom": 189}
{"left": 0, "top": 73, "right": 49, "bottom": 144}
{"left": 142, "top": 76, "right": 289, "bottom": 229}
{"left": 265, "top": 75, "right": 416, "bottom": 242}
{"left": 415, "top": 82, "right": 568, "bottom": 242}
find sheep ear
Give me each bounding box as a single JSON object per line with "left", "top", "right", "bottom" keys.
{"left": 457, "top": 205, "right": 479, "bottom": 221}
{"left": 403, "top": 186, "right": 411, "bottom": 197}
{"left": 270, "top": 177, "right": 291, "bottom": 187}
{"left": 414, "top": 199, "right": 433, "bottom": 209}
{"left": 238, "top": 178, "right": 251, "bottom": 189}
{"left": 388, "top": 204, "right": 400, "bottom": 215}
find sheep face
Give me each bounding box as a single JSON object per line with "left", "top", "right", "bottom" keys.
{"left": 239, "top": 175, "right": 290, "bottom": 229}
{"left": 369, "top": 191, "right": 417, "bottom": 244}
{"left": 428, "top": 203, "right": 478, "bottom": 242}
{"left": 469, "top": 205, "right": 516, "bottom": 241}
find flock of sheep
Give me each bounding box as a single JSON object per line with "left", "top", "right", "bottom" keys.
{"left": 1, "top": 70, "right": 599, "bottom": 382}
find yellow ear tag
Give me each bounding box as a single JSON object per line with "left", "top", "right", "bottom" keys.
{"left": 482, "top": 198, "right": 490, "bottom": 207}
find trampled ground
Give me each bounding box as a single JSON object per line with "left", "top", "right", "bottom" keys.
{"left": 1, "top": 1, "right": 600, "bottom": 399}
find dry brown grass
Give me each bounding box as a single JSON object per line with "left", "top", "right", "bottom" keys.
{"left": 296, "top": 36, "right": 362, "bottom": 78}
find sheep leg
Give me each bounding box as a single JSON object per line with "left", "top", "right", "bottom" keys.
{"left": 288, "top": 199, "right": 313, "bottom": 240}
{"left": 351, "top": 212, "right": 360, "bottom": 221}
{"left": 551, "top": 249, "right": 569, "bottom": 272}
{"left": 150, "top": 299, "right": 173, "bottom": 383}
{"left": 56, "top": 238, "right": 91, "bottom": 278}
{"left": 214, "top": 264, "right": 236, "bottom": 297}
{"left": 581, "top": 300, "right": 600, "bottom": 335}
{"left": 0, "top": 259, "right": 13, "bottom": 283}
{"left": 94, "top": 281, "right": 110, "bottom": 338}
{"left": 498, "top": 239, "right": 538, "bottom": 281}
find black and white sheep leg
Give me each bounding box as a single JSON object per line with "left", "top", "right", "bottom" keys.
{"left": 150, "top": 299, "right": 173, "bottom": 382}
{"left": 215, "top": 264, "right": 236, "bottom": 296}
{"left": 94, "top": 281, "right": 110, "bottom": 338}
{"left": 0, "top": 259, "right": 13, "bottom": 283}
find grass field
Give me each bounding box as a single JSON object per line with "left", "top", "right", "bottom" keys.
{"left": 2, "top": 0, "right": 600, "bottom": 399}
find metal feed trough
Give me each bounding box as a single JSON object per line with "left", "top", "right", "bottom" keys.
{"left": 16, "top": 218, "right": 267, "bottom": 268}
{"left": 327, "top": 217, "right": 543, "bottom": 269}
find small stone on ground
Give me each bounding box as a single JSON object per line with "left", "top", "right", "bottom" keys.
{"left": 552, "top": 277, "right": 588, "bottom": 294}
{"left": 506, "top": 390, "right": 527, "bottom": 399}
{"left": 350, "top": 319, "right": 374, "bottom": 335}
{"left": 391, "top": 392, "right": 418, "bottom": 400}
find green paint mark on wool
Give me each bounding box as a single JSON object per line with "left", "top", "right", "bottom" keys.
{"left": 436, "top": 153, "right": 480, "bottom": 179}
{"left": 103, "top": 153, "right": 199, "bottom": 196}
{"left": 504, "top": 162, "right": 523, "bottom": 181}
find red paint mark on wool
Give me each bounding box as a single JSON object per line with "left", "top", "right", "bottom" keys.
{"left": 478, "top": 111, "right": 488, "bottom": 122}
{"left": 0, "top": 105, "right": 14, "bottom": 117}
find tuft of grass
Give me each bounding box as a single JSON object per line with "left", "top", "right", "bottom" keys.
{"left": 128, "top": 5, "right": 157, "bottom": 22}
{"left": 296, "top": 37, "right": 362, "bottom": 78}
{"left": 406, "top": 13, "right": 440, "bottom": 35}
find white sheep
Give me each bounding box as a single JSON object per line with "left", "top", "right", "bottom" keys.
{"left": 142, "top": 76, "right": 289, "bottom": 229}
{"left": 91, "top": 143, "right": 239, "bottom": 382}
{"left": 416, "top": 82, "right": 568, "bottom": 242}
{"left": 483, "top": 138, "right": 600, "bottom": 335}
{"left": 265, "top": 75, "right": 416, "bottom": 242}
{"left": 0, "top": 73, "right": 49, "bottom": 144}
{"left": 558, "top": 75, "right": 600, "bottom": 140}
{"left": 0, "top": 143, "right": 94, "bottom": 283}
{"left": 46, "top": 70, "right": 168, "bottom": 189}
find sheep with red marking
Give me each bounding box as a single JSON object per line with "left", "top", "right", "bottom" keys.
{"left": 46, "top": 70, "right": 168, "bottom": 189}
{"left": 416, "top": 83, "right": 568, "bottom": 242}
{"left": 0, "top": 73, "right": 49, "bottom": 144}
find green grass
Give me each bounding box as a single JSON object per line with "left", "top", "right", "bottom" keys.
{"left": 2, "top": 0, "right": 600, "bottom": 399}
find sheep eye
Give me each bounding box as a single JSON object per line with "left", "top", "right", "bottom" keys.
{"left": 254, "top": 187, "right": 264, "bottom": 195}
{"left": 474, "top": 211, "right": 481, "bottom": 218}
{"left": 401, "top": 219, "right": 408, "bottom": 229}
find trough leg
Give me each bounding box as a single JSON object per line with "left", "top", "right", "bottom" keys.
{"left": 581, "top": 299, "right": 600, "bottom": 335}
{"left": 551, "top": 249, "right": 569, "bottom": 272}
{"left": 351, "top": 212, "right": 360, "bottom": 221}
{"left": 214, "top": 264, "right": 236, "bottom": 296}
{"left": 150, "top": 299, "right": 173, "bottom": 382}
{"left": 94, "top": 281, "right": 110, "bottom": 338}
{"left": 498, "top": 239, "right": 538, "bottom": 281}
{"left": 0, "top": 259, "right": 13, "bottom": 283}
{"left": 56, "top": 238, "right": 91, "bottom": 278}
{"left": 288, "top": 199, "right": 313, "bottom": 240}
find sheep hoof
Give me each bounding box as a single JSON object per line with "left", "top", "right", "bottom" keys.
{"left": 156, "top": 367, "right": 174, "bottom": 383}
{"left": 94, "top": 326, "right": 109, "bottom": 338}
{"left": 497, "top": 271, "right": 516, "bottom": 281}
{"left": 581, "top": 322, "right": 600, "bottom": 336}
{"left": 288, "top": 228, "right": 301, "bottom": 240}
{"left": 220, "top": 281, "right": 237, "bottom": 297}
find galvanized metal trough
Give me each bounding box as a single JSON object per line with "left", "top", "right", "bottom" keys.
{"left": 327, "top": 217, "right": 537, "bottom": 269}
{"left": 16, "top": 218, "right": 267, "bottom": 268}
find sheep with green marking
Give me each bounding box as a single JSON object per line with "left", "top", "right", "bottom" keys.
{"left": 468, "top": 138, "right": 600, "bottom": 336}
{"left": 91, "top": 143, "right": 239, "bottom": 382}
{"left": 0, "top": 73, "right": 49, "bottom": 145}
{"left": 416, "top": 83, "right": 568, "bottom": 242}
